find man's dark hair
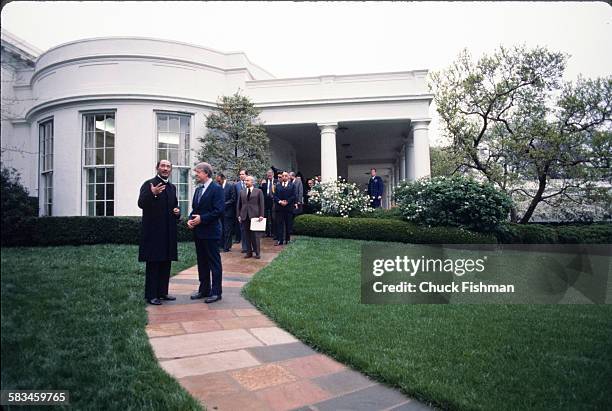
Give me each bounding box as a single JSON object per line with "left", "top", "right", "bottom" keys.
{"left": 371, "top": 168, "right": 377, "bottom": 172}
{"left": 156, "top": 160, "right": 172, "bottom": 169}
{"left": 239, "top": 169, "right": 249, "bottom": 175}
{"left": 217, "top": 173, "right": 226, "bottom": 180}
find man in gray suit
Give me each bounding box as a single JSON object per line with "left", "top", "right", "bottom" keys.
{"left": 237, "top": 175, "right": 265, "bottom": 259}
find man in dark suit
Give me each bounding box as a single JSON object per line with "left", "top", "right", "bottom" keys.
{"left": 367, "top": 167, "right": 385, "bottom": 208}
{"left": 138, "top": 160, "right": 180, "bottom": 305}
{"left": 237, "top": 176, "right": 265, "bottom": 259}
{"left": 216, "top": 173, "right": 236, "bottom": 252}
{"left": 234, "top": 169, "right": 249, "bottom": 253}
{"left": 273, "top": 171, "right": 295, "bottom": 246}
{"left": 260, "top": 169, "right": 276, "bottom": 238}
{"left": 187, "top": 162, "right": 225, "bottom": 304}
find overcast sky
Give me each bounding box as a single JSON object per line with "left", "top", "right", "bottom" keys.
{"left": 2, "top": 1, "right": 611, "bottom": 144}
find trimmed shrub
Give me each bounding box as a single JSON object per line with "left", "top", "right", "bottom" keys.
{"left": 2, "top": 216, "right": 195, "bottom": 247}
{"left": 353, "top": 207, "right": 404, "bottom": 220}
{"left": 394, "top": 176, "right": 513, "bottom": 232}
{"left": 293, "top": 214, "right": 497, "bottom": 244}
{"left": 494, "top": 222, "right": 612, "bottom": 244}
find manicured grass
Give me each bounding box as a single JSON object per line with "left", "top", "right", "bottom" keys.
{"left": 243, "top": 237, "right": 612, "bottom": 411}
{"left": 1, "top": 243, "right": 201, "bottom": 410}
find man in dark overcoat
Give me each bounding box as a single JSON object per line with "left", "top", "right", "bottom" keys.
{"left": 138, "top": 159, "right": 180, "bottom": 305}
{"left": 367, "top": 167, "right": 385, "bottom": 208}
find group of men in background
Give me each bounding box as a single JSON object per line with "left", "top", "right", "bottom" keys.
{"left": 220, "top": 167, "right": 307, "bottom": 253}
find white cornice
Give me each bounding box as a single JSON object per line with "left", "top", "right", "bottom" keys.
{"left": 252, "top": 94, "right": 434, "bottom": 108}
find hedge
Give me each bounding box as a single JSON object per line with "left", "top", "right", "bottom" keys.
{"left": 1, "top": 216, "right": 194, "bottom": 247}
{"left": 294, "top": 215, "right": 612, "bottom": 245}
{"left": 293, "top": 215, "right": 497, "bottom": 244}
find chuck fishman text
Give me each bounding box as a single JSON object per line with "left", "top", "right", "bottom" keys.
{"left": 372, "top": 281, "right": 515, "bottom": 294}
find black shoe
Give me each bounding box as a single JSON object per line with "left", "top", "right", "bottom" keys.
{"left": 233, "top": 240, "right": 240, "bottom": 244}
{"left": 204, "top": 295, "right": 222, "bottom": 304}
{"left": 159, "top": 295, "right": 176, "bottom": 301}
{"left": 254, "top": 255, "right": 261, "bottom": 259}
{"left": 190, "top": 292, "right": 205, "bottom": 300}
{"left": 244, "top": 253, "right": 253, "bottom": 259}
{"left": 274, "top": 241, "right": 281, "bottom": 246}
{"left": 241, "top": 250, "right": 247, "bottom": 253}
{"left": 148, "top": 298, "right": 162, "bottom": 305}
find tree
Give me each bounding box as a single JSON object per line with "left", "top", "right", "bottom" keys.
{"left": 197, "top": 92, "right": 271, "bottom": 180}
{"left": 1, "top": 164, "right": 38, "bottom": 245}
{"left": 430, "top": 45, "right": 611, "bottom": 223}
{"left": 429, "top": 145, "right": 465, "bottom": 177}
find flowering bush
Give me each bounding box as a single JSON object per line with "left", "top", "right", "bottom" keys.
{"left": 394, "top": 176, "right": 512, "bottom": 231}
{"left": 307, "top": 178, "right": 373, "bottom": 218}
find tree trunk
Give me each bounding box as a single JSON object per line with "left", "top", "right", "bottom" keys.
{"left": 510, "top": 205, "right": 518, "bottom": 223}
{"left": 519, "top": 176, "right": 547, "bottom": 224}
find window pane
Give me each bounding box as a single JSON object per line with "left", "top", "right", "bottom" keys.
{"left": 105, "top": 116, "right": 115, "bottom": 133}
{"left": 180, "top": 183, "right": 188, "bottom": 200}
{"left": 95, "top": 115, "right": 105, "bottom": 131}
{"left": 85, "top": 132, "right": 94, "bottom": 149}
{"left": 158, "top": 149, "right": 166, "bottom": 163}
{"left": 96, "top": 184, "right": 105, "bottom": 200}
{"left": 96, "top": 168, "right": 105, "bottom": 183}
{"left": 182, "top": 133, "right": 190, "bottom": 150}
{"left": 85, "top": 115, "right": 95, "bottom": 133}
{"left": 169, "top": 149, "right": 178, "bottom": 164}
{"left": 85, "top": 149, "right": 94, "bottom": 166}
{"left": 169, "top": 116, "right": 180, "bottom": 132}
{"left": 180, "top": 168, "right": 188, "bottom": 183}
{"left": 180, "top": 116, "right": 190, "bottom": 134}
{"left": 96, "top": 149, "right": 104, "bottom": 165}
{"left": 96, "top": 201, "right": 105, "bottom": 216}
{"left": 106, "top": 201, "right": 114, "bottom": 217}
{"left": 105, "top": 132, "right": 114, "bottom": 148}
{"left": 87, "top": 184, "right": 95, "bottom": 201}
{"left": 88, "top": 201, "right": 95, "bottom": 216}
{"left": 105, "top": 149, "right": 114, "bottom": 164}
{"left": 180, "top": 149, "right": 189, "bottom": 166}
{"left": 106, "top": 184, "right": 114, "bottom": 200}
{"left": 157, "top": 114, "right": 168, "bottom": 132}
{"left": 179, "top": 201, "right": 188, "bottom": 217}
{"left": 159, "top": 132, "right": 179, "bottom": 145}
{"left": 106, "top": 168, "right": 114, "bottom": 182}
{"left": 96, "top": 131, "right": 104, "bottom": 148}
{"left": 87, "top": 168, "right": 95, "bottom": 184}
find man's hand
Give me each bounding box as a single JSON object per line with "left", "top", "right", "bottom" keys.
{"left": 187, "top": 214, "right": 201, "bottom": 229}
{"left": 150, "top": 182, "right": 166, "bottom": 196}
{"left": 173, "top": 207, "right": 180, "bottom": 216}
{"left": 238, "top": 216, "right": 241, "bottom": 223}
{"left": 258, "top": 216, "right": 264, "bottom": 221}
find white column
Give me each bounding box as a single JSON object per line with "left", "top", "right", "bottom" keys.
{"left": 412, "top": 120, "right": 431, "bottom": 179}
{"left": 406, "top": 140, "right": 415, "bottom": 181}
{"left": 318, "top": 122, "right": 338, "bottom": 182}
{"left": 400, "top": 147, "right": 406, "bottom": 181}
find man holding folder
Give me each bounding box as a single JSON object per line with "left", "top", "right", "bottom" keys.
{"left": 237, "top": 175, "right": 265, "bottom": 259}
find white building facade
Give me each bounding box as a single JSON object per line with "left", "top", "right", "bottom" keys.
{"left": 1, "top": 30, "right": 433, "bottom": 216}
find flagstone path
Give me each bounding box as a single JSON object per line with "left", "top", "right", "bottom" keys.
{"left": 146, "top": 238, "right": 433, "bottom": 411}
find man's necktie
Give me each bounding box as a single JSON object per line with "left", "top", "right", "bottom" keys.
{"left": 247, "top": 188, "right": 251, "bottom": 201}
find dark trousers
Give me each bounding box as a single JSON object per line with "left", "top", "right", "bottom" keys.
{"left": 242, "top": 217, "right": 261, "bottom": 256}
{"left": 275, "top": 210, "right": 292, "bottom": 243}
{"left": 264, "top": 206, "right": 274, "bottom": 237}
{"left": 222, "top": 215, "right": 235, "bottom": 251}
{"left": 371, "top": 198, "right": 382, "bottom": 208}
{"left": 195, "top": 238, "right": 223, "bottom": 296}
{"left": 234, "top": 218, "right": 241, "bottom": 243}
{"left": 144, "top": 261, "right": 171, "bottom": 300}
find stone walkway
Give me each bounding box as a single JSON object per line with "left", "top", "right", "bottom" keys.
{"left": 146, "top": 238, "right": 433, "bottom": 411}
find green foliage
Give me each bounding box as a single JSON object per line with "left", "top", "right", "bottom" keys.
{"left": 430, "top": 45, "right": 612, "bottom": 223}
{"left": 293, "top": 214, "right": 497, "bottom": 244}
{"left": 197, "top": 91, "right": 271, "bottom": 180}
{"left": 1, "top": 216, "right": 195, "bottom": 246}
{"left": 394, "top": 176, "right": 513, "bottom": 231}
{"left": 495, "top": 222, "right": 612, "bottom": 244}
{"left": 429, "top": 145, "right": 465, "bottom": 177}
{"left": 353, "top": 207, "right": 404, "bottom": 220}
{"left": 1, "top": 165, "right": 38, "bottom": 245}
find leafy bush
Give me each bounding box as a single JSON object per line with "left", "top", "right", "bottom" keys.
{"left": 353, "top": 207, "right": 404, "bottom": 220}
{"left": 1, "top": 166, "right": 38, "bottom": 245}
{"left": 307, "top": 179, "right": 373, "bottom": 217}
{"left": 495, "top": 223, "right": 612, "bottom": 244}
{"left": 2, "top": 217, "right": 195, "bottom": 247}
{"left": 293, "top": 214, "right": 497, "bottom": 244}
{"left": 394, "top": 176, "right": 513, "bottom": 231}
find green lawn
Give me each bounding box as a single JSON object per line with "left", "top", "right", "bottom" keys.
{"left": 1, "top": 243, "right": 201, "bottom": 410}
{"left": 242, "top": 237, "right": 612, "bottom": 411}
